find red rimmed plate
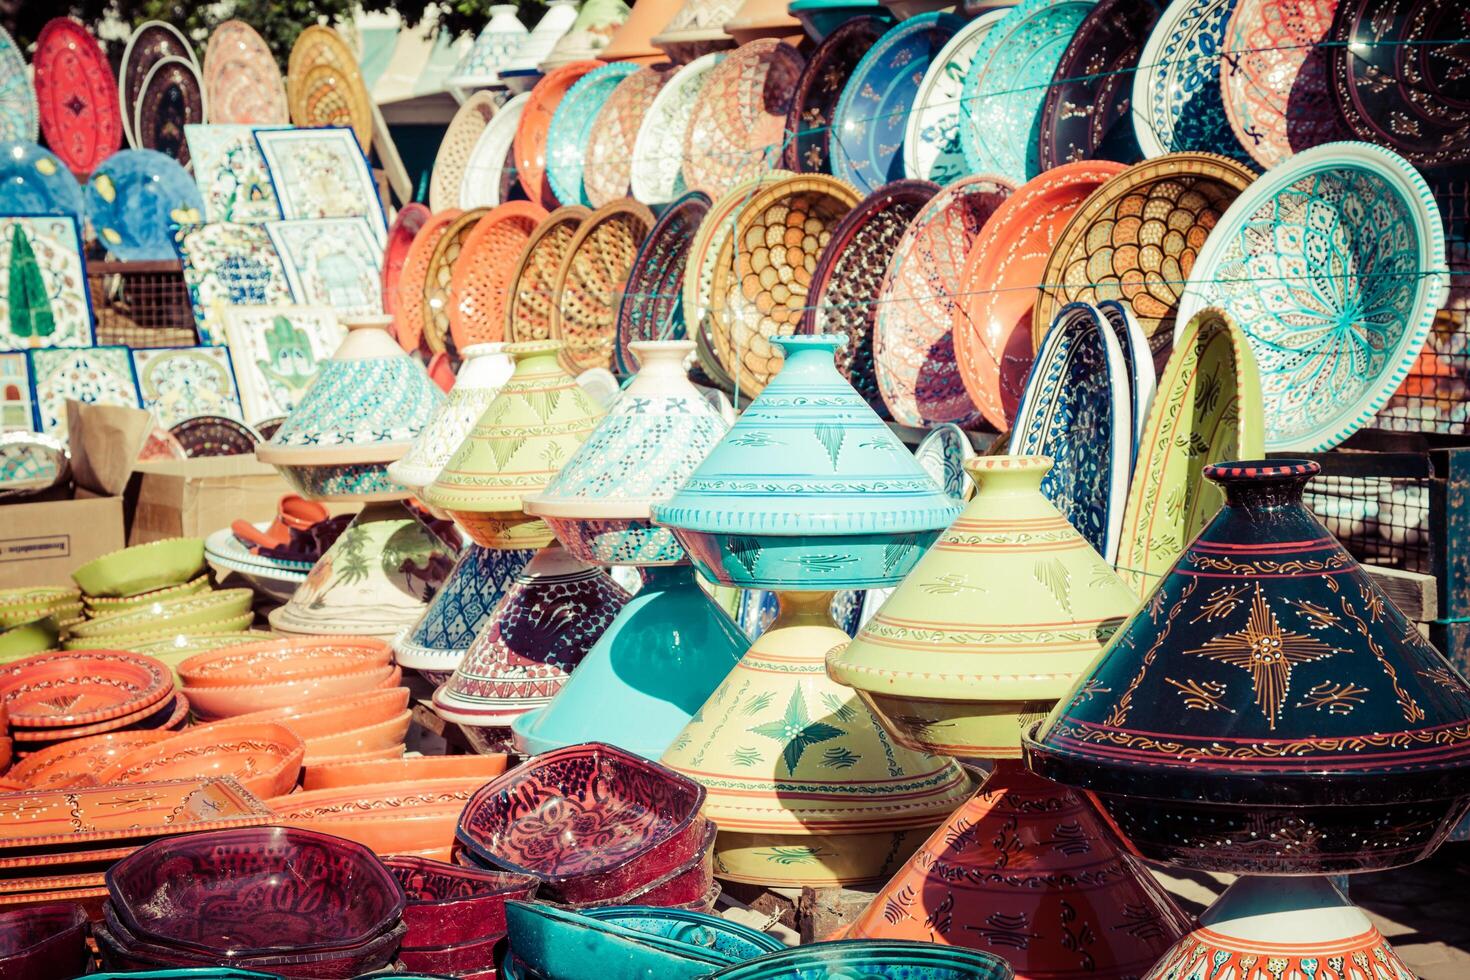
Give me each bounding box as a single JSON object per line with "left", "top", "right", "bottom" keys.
{"left": 32, "top": 17, "right": 122, "bottom": 177}
{"left": 450, "top": 201, "right": 549, "bottom": 352}
{"left": 10, "top": 692, "right": 189, "bottom": 745}
{"left": 682, "top": 39, "right": 806, "bottom": 198}
{"left": 382, "top": 203, "right": 430, "bottom": 316}
{"left": 0, "top": 651, "right": 172, "bottom": 730}
{"left": 954, "top": 159, "right": 1127, "bottom": 429}
{"left": 395, "top": 209, "right": 463, "bottom": 354}
{"left": 515, "top": 61, "right": 605, "bottom": 209}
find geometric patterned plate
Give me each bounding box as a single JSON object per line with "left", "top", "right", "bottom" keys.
{"left": 423, "top": 208, "right": 489, "bottom": 355}
{"left": 1131, "top": 0, "right": 1252, "bottom": 162}
{"left": 169, "top": 415, "right": 262, "bottom": 457}
{"left": 203, "top": 20, "right": 289, "bottom": 126}
{"left": 450, "top": 201, "right": 549, "bottom": 352}
{"left": 119, "top": 21, "right": 195, "bottom": 149}
{"left": 133, "top": 57, "right": 206, "bottom": 168}
{"left": 286, "top": 25, "right": 374, "bottom": 153}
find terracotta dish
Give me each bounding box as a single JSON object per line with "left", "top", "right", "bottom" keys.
{"left": 551, "top": 198, "right": 656, "bottom": 373}
{"left": 0, "top": 650, "right": 172, "bottom": 729}
{"left": 181, "top": 664, "right": 402, "bottom": 720}
{"left": 304, "top": 752, "right": 509, "bottom": 790}
{"left": 94, "top": 721, "right": 305, "bottom": 798}
{"left": 506, "top": 206, "right": 591, "bottom": 343}
{"left": 515, "top": 60, "right": 605, "bottom": 208}
{"left": 396, "top": 209, "right": 464, "bottom": 353}
{"left": 449, "top": 201, "right": 549, "bottom": 351}
{"left": 176, "top": 635, "right": 393, "bottom": 688}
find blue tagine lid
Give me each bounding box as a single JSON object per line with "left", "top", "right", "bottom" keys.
{"left": 652, "top": 334, "right": 960, "bottom": 589}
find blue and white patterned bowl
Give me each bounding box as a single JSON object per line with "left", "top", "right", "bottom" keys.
{"left": 1130, "top": 0, "right": 1250, "bottom": 162}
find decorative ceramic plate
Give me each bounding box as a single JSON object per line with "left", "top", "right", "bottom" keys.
{"left": 913, "top": 422, "right": 975, "bottom": 501}
{"left": 184, "top": 123, "right": 285, "bottom": 224}
{"left": 1037, "top": 0, "right": 1163, "bottom": 170}
{"left": 874, "top": 174, "right": 1013, "bottom": 428}
{"left": 462, "top": 92, "right": 531, "bottom": 210}
{"left": 132, "top": 346, "right": 243, "bottom": 428}
{"left": 1220, "top": 0, "right": 1347, "bottom": 169}
{"left": 86, "top": 149, "right": 205, "bottom": 261}
{"left": 549, "top": 198, "right": 655, "bottom": 373}
{"left": 32, "top": 17, "right": 123, "bottom": 177}
{"left": 1326, "top": 0, "right": 1470, "bottom": 170}
{"left": 960, "top": 0, "right": 1095, "bottom": 183}
{"left": 1096, "top": 298, "right": 1155, "bottom": 461}
{"left": 0, "top": 28, "right": 37, "bottom": 143}
{"left": 1176, "top": 140, "right": 1449, "bottom": 451}
{"left": 902, "top": 9, "right": 1008, "bottom": 184}
{"left": 630, "top": 53, "right": 723, "bottom": 206}
{"left": 0, "top": 214, "right": 95, "bottom": 350}
{"left": 169, "top": 415, "right": 262, "bottom": 457}
{"left": 654, "top": 0, "right": 742, "bottom": 61}
{"left": 175, "top": 221, "right": 293, "bottom": 345}
{"left": 1115, "top": 306, "right": 1261, "bottom": 596}
{"left": 615, "top": 190, "right": 711, "bottom": 374}
{"left": 584, "top": 66, "right": 669, "bottom": 207}
{"left": 1009, "top": 302, "right": 1131, "bottom": 561}
{"left": 831, "top": 13, "right": 964, "bottom": 194}
{"left": 546, "top": 62, "right": 639, "bottom": 208}
{"left": 119, "top": 22, "right": 196, "bottom": 149}
{"left": 255, "top": 127, "right": 387, "bottom": 244}
{"left": 1132, "top": 0, "right": 1251, "bottom": 161}
{"left": 267, "top": 216, "right": 386, "bottom": 320}
{"left": 203, "top": 20, "right": 289, "bottom": 125}
{"left": 0, "top": 143, "right": 84, "bottom": 221}
{"left": 287, "top": 25, "right": 374, "bottom": 153}
{"left": 0, "top": 651, "right": 171, "bottom": 729}
{"left": 803, "top": 179, "right": 938, "bottom": 416}
{"left": 953, "top": 160, "right": 1125, "bottom": 429}
{"left": 26, "top": 346, "right": 139, "bottom": 438}
{"left": 382, "top": 203, "right": 428, "bottom": 316}
{"left": 681, "top": 40, "right": 805, "bottom": 199}
{"left": 430, "top": 92, "right": 500, "bottom": 213}
{"left": 516, "top": 60, "right": 604, "bottom": 208}
{"left": 450, "top": 201, "right": 548, "bottom": 351}
{"left": 783, "top": 17, "right": 888, "bottom": 176}
{"left": 423, "top": 208, "right": 489, "bottom": 354}
{"left": 393, "top": 209, "right": 460, "bottom": 353}
{"left": 1032, "top": 153, "right": 1257, "bottom": 361}
{"left": 133, "top": 56, "right": 206, "bottom": 168}
{"left": 506, "top": 206, "right": 590, "bottom": 343}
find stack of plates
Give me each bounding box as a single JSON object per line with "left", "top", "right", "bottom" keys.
{"left": 204, "top": 525, "right": 311, "bottom": 601}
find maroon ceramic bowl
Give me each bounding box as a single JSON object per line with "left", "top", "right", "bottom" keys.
{"left": 455, "top": 742, "right": 707, "bottom": 905}
{"left": 382, "top": 855, "right": 538, "bottom": 946}
{"left": 398, "top": 931, "right": 504, "bottom": 973}
{"left": 0, "top": 902, "right": 90, "bottom": 980}
{"left": 106, "top": 825, "right": 407, "bottom": 957}
{"left": 563, "top": 818, "right": 716, "bottom": 910}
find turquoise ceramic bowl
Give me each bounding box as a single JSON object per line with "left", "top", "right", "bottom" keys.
{"left": 504, "top": 901, "right": 740, "bottom": 980}
{"left": 671, "top": 528, "right": 944, "bottom": 590}
{"left": 546, "top": 62, "right": 640, "bottom": 207}
{"left": 705, "top": 940, "right": 1015, "bottom": 979}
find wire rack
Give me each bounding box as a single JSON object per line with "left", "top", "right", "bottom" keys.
{"left": 1304, "top": 472, "right": 1432, "bottom": 575}
{"left": 85, "top": 260, "right": 199, "bottom": 349}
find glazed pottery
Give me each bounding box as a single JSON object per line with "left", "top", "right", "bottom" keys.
{"left": 511, "top": 563, "right": 748, "bottom": 758}
{"left": 425, "top": 209, "right": 490, "bottom": 354}
{"left": 431, "top": 544, "right": 632, "bottom": 727}
{"left": 268, "top": 500, "right": 457, "bottom": 638}
{"left": 548, "top": 62, "right": 640, "bottom": 207}
{"left": 1099, "top": 299, "right": 1157, "bottom": 463}
{"left": 394, "top": 209, "right": 461, "bottom": 353}
{"left": 830, "top": 455, "right": 1139, "bottom": 755}
{"left": 551, "top": 198, "right": 656, "bottom": 372}
{"left": 782, "top": 17, "right": 888, "bottom": 176}
{"left": 1025, "top": 460, "right": 1470, "bottom": 873}
{"left": 174, "top": 221, "right": 293, "bottom": 345}
{"left": 462, "top": 93, "right": 532, "bottom": 210}
{"left": 425, "top": 340, "right": 607, "bottom": 548}
{"left": 286, "top": 25, "right": 374, "bottom": 153}
{"left": 713, "top": 941, "right": 1013, "bottom": 978}
{"left": 450, "top": 5, "right": 531, "bottom": 90}
{"left": 260, "top": 780, "right": 482, "bottom": 860}
{"left": 661, "top": 590, "right": 975, "bottom": 886}
{"left": 119, "top": 22, "right": 195, "bottom": 149}
{"left": 585, "top": 67, "right": 671, "bottom": 206}
{"left": 221, "top": 687, "right": 410, "bottom": 743}
{"left": 723, "top": 0, "right": 803, "bottom": 43}
{"left": 94, "top": 912, "right": 406, "bottom": 975}
{"left": 507, "top": 207, "right": 591, "bottom": 343}
{"left": 168, "top": 417, "right": 262, "bottom": 458}
{"left": 176, "top": 636, "right": 392, "bottom": 688}
{"left": 394, "top": 545, "right": 537, "bottom": 684}
{"left": 133, "top": 56, "right": 205, "bottom": 166}
{"left": 517, "top": 61, "right": 605, "bottom": 207}
{"left": 630, "top": 54, "right": 723, "bottom": 205}
{"left": 505, "top": 901, "right": 739, "bottom": 980}
{"left": 1032, "top": 153, "right": 1257, "bottom": 361}
{"left": 451, "top": 203, "right": 550, "bottom": 354}
{"left": 1131, "top": 0, "right": 1251, "bottom": 162}
{"left": 72, "top": 537, "right": 205, "bottom": 598}
{"left": 0, "top": 142, "right": 84, "bottom": 221}
{"left": 615, "top": 192, "right": 711, "bottom": 370}
{"left": 388, "top": 343, "right": 515, "bottom": 495}
{"left": 1009, "top": 305, "right": 1131, "bottom": 562}
{"left": 0, "top": 903, "right": 89, "bottom": 980}
{"left": 1115, "top": 307, "right": 1263, "bottom": 597}
{"left": 1144, "top": 876, "right": 1414, "bottom": 980}
{"left": 94, "top": 721, "right": 305, "bottom": 799}
{"left": 603, "top": 0, "right": 683, "bottom": 62}
{"left": 384, "top": 855, "right": 537, "bottom": 948}
{"left": 901, "top": 9, "right": 1007, "bottom": 184}
{"left": 70, "top": 589, "right": 253, "bottom": 642}
{"left": 7, "top": 730, "right": 173, "bottom": 789}
{"left": 953, "top": 160, "right": 1126, "bottom": 429}
{"left": 122, "top": 94, "right": 208, "bottom": 186}
{"left": 203, "top": 20, "right": 288, "bottom": 125}
{"left": 847, "top": 762, "right": 1188, "bottom": 977}
{"left": 132, "top": 347, "right": 245, "bottom": 428}
{"left": 653, "top": 0, "right": 742, "bottom": 61}
{"left": 383, "top": 204, "right": 428, "bottom": 316}
{"left": 874, "top": 175, "right": 1012, "bottom": 427}
{"left": 0, "top": 29, "right": 37, "bottom": 144}
{"left": 305, "top": 753, "right": 507, "bottom": 790}
{"left": 1176, "top": 141, "right": 1447, "bottom": 452}
{"left": 267, "top": 215, "right": 386, "bottom": 320}
{"left": 654, "top": 335, "right": 959, "bottom": 591}
{"left": 256, "top": 317, "right": 445, "bottom": 501}
{"left": 431, "top": 92, "right": 501, "bottom": 212}
{"left": 542, "top": 0, "right": 634, "bottom": 70}
{"left": 501, "top": 0, "right": 582, "bottom": 84}
{"left": 681, "top": 40, "right": 805, "bottom": 199}
{"left": 0, "top": 650, "right": 172, "bottom": 729}
{"left": 32, "top": 17, "right": 122, "bottom": 178}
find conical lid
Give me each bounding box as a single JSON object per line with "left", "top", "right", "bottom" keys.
{"left": 847, "top": 761, "right": 1189, "bottom": 978}
{"left": 268, "top": 501, "right": 459, "bottom": 637}
{"left": 653, "top": 0, "right": 742, "bottom": 52}
{"left": 257, "top": 316, "right": 444, "bottom": 466}
{"left": 540, "top": 0, "right": 632, "bottom": 71}
{"left": 450, "top": 5, "right": 530, "bottom": 88}
{"left": 659, "top": 590, "right": 975, "bottom": 834}
{"left": 424, "top": 340, "right": 607, "bottom": 515}
{"left": 1026, "top": 460, "right": 1470, "bottom": 808}
{"left": 827, "top": 455, "right": 1140, "bottom": 757}
{"left": 388, "top": 343, "right": 515, "bottom": 494}
{"left": 431, "top": 543, "right": 632, "bottom": 727}
{"left": 722, "top": 0, "right": 801, "bottom": 43}
{"left": 504, "top": 0, "right": 581, "bottom": 75}
{"left": 395, "top": 543, "right": 537, "bottom": 673}
{"left": 602, "top": 0, "right": 680, "bottom": 62}
{"left": 653, "top": 335, "right": 959, "bottom": 536}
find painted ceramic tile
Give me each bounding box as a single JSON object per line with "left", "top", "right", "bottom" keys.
{"left": 0, "top": 215, "right": 94, "bottom": 350}
{"left": 266, "top": 217, "right": 384, "bottom": 318}
{"left": 26, "top": 346, "right": 141, "bottom": 438}
{"left": 221, "top": 304, "right": 344, "bottom": 427}
{"left": 132, "top": 346, "right": 244, "bottom": 427}
{"left": 174, "top": 222, "right": 293, "bottom": 346}
{"left": 0, "top": 353, "right": 34, "bottom": 431}
{"left": 254, "top": 127, "right": 387, "bottom": 244}
{"left": 185, "top": 123, "right": 285, "bottom": 223}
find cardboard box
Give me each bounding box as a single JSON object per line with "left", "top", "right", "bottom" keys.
{"left": 0, "top": 495, "right": 125, "bottom": 588}
{"left": 129, "top": 456, "right": 298, "bottom": 545}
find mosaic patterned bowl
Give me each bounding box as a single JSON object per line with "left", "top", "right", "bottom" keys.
{"left": 585, "top": 66, "right": 670, "bottom": 207}
{"left": 681, "top": 40, "right": 805, "bottom": 199}
{"left": 546, "top": 62, "right": 639, "bottom": 207}
{"left": 382, "top": 855, "right": 538, "bottom": 947}
{"left": 630, "top": 53, "right": 724, "bottom": 205}
{"left": 1131, "top": 0, "right": 1252, "bottom": 161}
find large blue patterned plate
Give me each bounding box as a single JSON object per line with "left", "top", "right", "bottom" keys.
{"left": 0, "top": 142, "right": 84, "bottom": 221}
{"left": 546, "top": 62, "right": 639, "bottom": 208}
{"left": 903, "top": 8, "right": 1009, "bottom": 185}
{"left": 1176, "top": 141, "right": 1448, "bottom": 453}
{"left": 958, "top": 0, "right": 1095, "bottom": 183}
{"left": 829, "top": 12, "right": 965, "bottom": 194}
{"left": 0, "top": 28, "right": 36, "bottom": 143}
{"left": 1131, "top": 0, "right": 1250, "bottom": 162}
{"left": 86, "top": 149, "right": 205, "bottom": 261}
{"left": 1009, "top": 302, "right": 1130, "bottom": 563}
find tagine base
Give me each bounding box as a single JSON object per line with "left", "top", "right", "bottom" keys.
{"left": 713, "top": 828, "right": 928, "bottom": 888}
{"left": 846, "top": 690, "right": 1056, "bottom": 758}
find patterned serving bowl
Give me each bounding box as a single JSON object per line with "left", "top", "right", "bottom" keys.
{"left": 93, "top": 720, "right": 305, "bottom": 799}
{"left": 71, "top": 537, "right": 205, "bottom": 598}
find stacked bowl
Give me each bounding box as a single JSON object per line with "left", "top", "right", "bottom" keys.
{"left": 384, "top": 855, "right": 539, "bottom": 976}
{"left": 0, "top": 587, "right": 82, "bottom": 662}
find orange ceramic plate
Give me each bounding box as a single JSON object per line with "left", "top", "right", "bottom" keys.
{"left": 267, "top": 778, "right": 486, "bottom": 855}
{"left": 505, "top": 206, "right": 591, "bottom": 343}
{"left": 449, "top": 201, "right": 549, "bottom": 352}
{"left": 95, "top": 721, "right": 304, "bottom": 799}
{"left": 383, "top": 202, "right": 430, "bottom": 316}
{"left": 182, "top": 664, "right": 401, "bottom": 721}
{"left": 423, "top": 208, "right": 490, "bottom": 354}
{"left": 10, "top": 692, "right": 188, "bottom": 743}
{"left": 395, "top": 209, "right": 463, "bottom": 354}
{"left": 514, "top": 61, "right": 604, "bottom": 209}
{"left": 177, "top": 635, "right": 392, "bottom": 689}
{"left": 223, "top": 686, "right": 411, "bottom": 740}
{"left": 7, "top": 730, "right": 175, "bottom": 790}
{"left": 301, "top": 709, "right": 412, "bottom": 762}
{"left": 303, "top": 753, "right": 508, "bottom": 791}
{"left": 0, "top": 650, "right": 172, "bottom": 729}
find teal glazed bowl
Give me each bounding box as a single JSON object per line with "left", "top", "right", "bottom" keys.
{"left": 504, "top": 901, "right": 740, "bottom": 980}
{"left": 705, "top": 940, "right": 1015, "bottom": 979}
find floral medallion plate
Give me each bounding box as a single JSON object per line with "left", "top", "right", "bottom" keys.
{"left": 32, "top": 17, "right": 122, "bottom": 178}
{"left": 584, "top": 66, "right": 669, "bottom": 208}
{"left": 221, "top": 304, "right": 344, "bottom": 427}
{"left": 184, "top": 124, "right": 286, "bottom": 224}
{"left": 0, "top": 143, "right": 84, "bottom": 222}
{"left": 0, "top": 215, "right": 94, "bottom": 350}
{"left": 431, "top": 92, "right": 500, "bottom": 213}
{"left": 255, "top": 127, "right": 387, "bottom": 244}
{"left": 630, "top": 53, "right": 722, "bottom": 206}
{"left": 1131, "top": 0, "right": 1251, "bottom": 161}
{"left": 1008, "top": 302, "right": 1131, "bottom": 561}
{"left": 1176, "top": 140, "right": 1448, "bottom": 451}
{"left": 169, "top": 415, "right": 261, "bottom": 457}
{"left": 902, "top": 9, "right": 1008, "bottom": 185}
{"left": 547, "top": 62, "right": 639, "bottom": 208}
{"left": 86, "top": 149, "right": 205, "bottom": 262}
{"left": 0, "top": 28, "right": 36, "bottom": 143}
{"left": 267, "top": 216, "right": 386, "bottom": 320}
{"left": 959, "top": 0, "right": 1096, "bottom": 183}
{"left": 119, "top": 22, "right": 196, "bottom": 149}
{"left": 462, "top": 92, "right": 531, "bottom": 210}
{"left": 204, "top": 20, "right": 289, "bottom": 125}
{"left": 131, "top": 346, "right": 244, "bottom": 428}
{"left": 133, "top": 56, "right": 206, "bottom": 168}
{"left": 382, "top": 202, "right": 429, "bottom": 316}
{"left": 681, "top": 40, "right": 805, "bottom": 199}
{"left": 26, "top": 346, "right": 140, "bottom": 438}
{"left": 175, "top": 222, "right": 293, "bottom": 345}
{"left": 393, "top": 208, "right": 461, "bottom": 354}
{"left": 286, "top": 25, "right": 374, "bottom": 153}
{"left": 782, "top": 17, "right": 887, "bottom": 177}
{"left": 831, "top": 13, "right": 964, "bottom": 194}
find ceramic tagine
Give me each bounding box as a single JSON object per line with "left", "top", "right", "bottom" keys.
{"left": 499, "top": 0, "right": 581, "bottom": 92}
{"left": 652, "top": 0, "right": 742, "bottom": 62}
{"left": 449, "top": 5, "right": 531, "bottom": 91}
{"left": 540, "top": 0, "right": 633, "bottom": 71}
{"left": 515, "top": 340, "right": 746, "bottom": 759}
{"left": 388, "top": 343, "right": 515, "bottom": 498}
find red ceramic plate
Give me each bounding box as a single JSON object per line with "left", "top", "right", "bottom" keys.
{"left": 0, "top": 651, "right": 172, "bottom": 730}
{"left": 395, "top": 209, "right": 463, "bottom": 354}
{"left": 953, "top": 160, "right": 1126, "bottom": 429}
{"left": 32, "top": 17, "right": 123, "bottom": 177}
{"left": 450, "top": 201, "right": 549, "bottom": 351}
{"left": 382, "top": 203, "right": 430, "bottom": 316}
{"left": 514, "top": 61, "right": 604, "bottom": 209}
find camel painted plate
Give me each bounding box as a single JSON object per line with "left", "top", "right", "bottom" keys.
{"left": 450, "top": 201, "right": 548, "bottom": 351}
{"left": 118, "top": 21, "right": 196, "bottom": 149}
{"left": 0, "top": 27, "right": 36, "bottom": 143}
{"left": 904, "top": 9, "right": 1009, "bottom": 185}
{"left": 204, "top": 20, "right": 289, "bottom": 125}
{"left": 430, "top": 92, "right": 499, "bottom": 212}
{"left": 423, "top": 208, "right": 489, "bottom": 354}
{"left": 32, "top": 17, "right": 122, "bottom": 177}
{"left": 461, "top": 92, "right": 530, "bottom": 210}
{"left": 133, "top": 57, "right": 206, "bottom": 168}
{"left": 681, "top": 40, "right": 805, "bottom": 199}
{"left": 393, "top": 209, "right": 461, "bottom": 354}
